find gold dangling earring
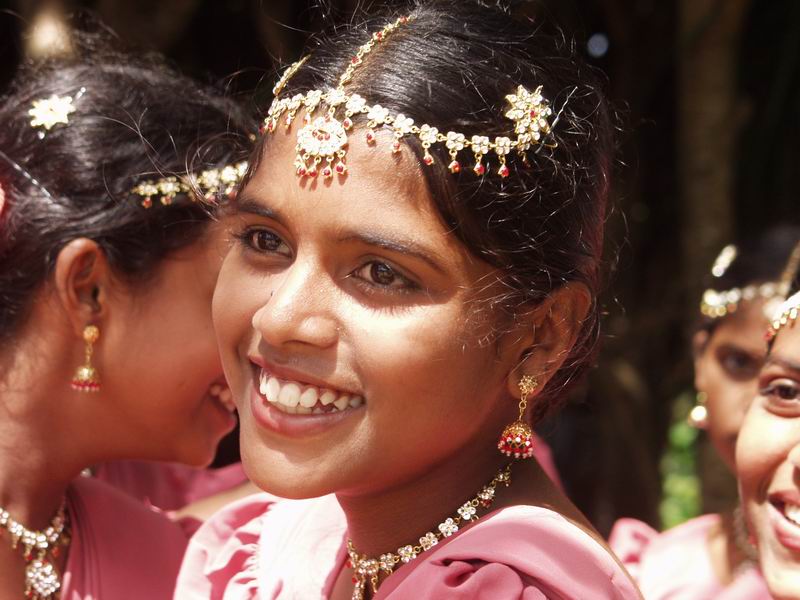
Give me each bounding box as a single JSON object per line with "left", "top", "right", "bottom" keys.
{"left": 498, "top": 374, "right": 538, "bottom": 459}
{"left": 71, "top": 325, "right": 101, "bottom": 392}
{"left": 687, "top": 391, "right": 708, "bottom": 428}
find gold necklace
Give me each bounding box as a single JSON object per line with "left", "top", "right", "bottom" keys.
{"left": 346, "top": 464, "right": 513, "bottom": 600}
{"left": 0, "top": 499, "right": 70, "bottom": 600}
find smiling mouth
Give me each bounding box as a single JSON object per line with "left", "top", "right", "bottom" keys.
{"left": 257, "top": 369, "right": 364, "bottom": 415}
{"left": 774, "top": 499, "right": 800, "bottom": 528}
{"left": 209, "top": 382, "right": 237, "bottom": 413}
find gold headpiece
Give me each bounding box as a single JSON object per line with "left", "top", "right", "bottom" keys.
{"left": 29, "top": 88, "right": 86, "bottom": 137}
{"left": 699, "top": 243, "right": 794, "bottom": 320}
{"left": 766, "top": 240, "right": 800, "bottom": 340}
{"left": 261, "top": 15, "right": 555, "bottom": 180}
{"left": 130, "top": 162, "right": 248, "bottom": 209}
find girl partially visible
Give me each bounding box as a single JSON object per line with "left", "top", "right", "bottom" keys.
{"left": 177, "top": 2, "right": 639, "bottom": 598}
{"left": 737, "top": 257, "right": 800, "bottom": 600}
{"left": 0, "top": 32, "right": 252, "bottom": 599}
{"left": 610, "top": 227, "right": 800, "bottom": 599}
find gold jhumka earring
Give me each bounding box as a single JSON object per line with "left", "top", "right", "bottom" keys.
{"left": 70, "top": 325, "right": 100, "bottom": 392}
{"left": 497, "top": 374, "right": 538, "bottom": 459}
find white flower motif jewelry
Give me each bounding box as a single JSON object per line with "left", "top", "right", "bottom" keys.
{"left": 346, "top": 464, "right": 512, "bottom": 600}
{"left": 130, "top": 161, "right": 248, "bottom": 209}
{"left": 28, "top": 88, "right": 86, "bottom": 138}
{"left": 261, "top": 15, "right": 555, "bottom": 181}
{"left": 0, "top": 499, "right": 70, "bottom": 599}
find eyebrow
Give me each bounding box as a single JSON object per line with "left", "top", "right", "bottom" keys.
{"left": 234, "top": 197, "right": 280, "bottom": 221}
{"left": 765, "top": 354, "right": 800, "bottom": 374}
{"left": 338, "top": 232, "right": 446, "bottom": 274}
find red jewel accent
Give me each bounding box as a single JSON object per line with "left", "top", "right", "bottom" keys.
{"left": 324, "top": 132, "right": 331, "bottom": 141}
{"left": 498, "top": 164, "right": 510, "bottom": 178}
{"left": 473, "top": 162, "right": 485, "bottom": 176}
{"left": 258, "top": 123, "right": 266, "bottom": 135}
{"left": 308, "top": 168, "right": 318, "bottom": 178}
{"left": 141, "top": 197, "right": 153, "bottom": 209}
{"left": 335, "top": 162, "right": 346, "bottom": 174}
{"left": 391, "top": 140, "right": 401, "bottom": 153}
{"left": 322, "top": 166, "right": 333, "bottom": 179}
{"left": 400, "top": 16, "right": 408, "bottom": 23}
{"left": 529, "top": 109, "right": 538, "bottom": 118}
{"left": 343, "top": 117, "right": 353, "bottom": 129}
{"left": 352, "top": 576, "right": 358, "bottom": 583}
{"left": 296, "top": 166, "right": 307, "bottom": 177}
{"left": 351, "top": 56, "right": 360, "bottom": 65}
{"left": 26, "top": 591, "right": 33, "bottom": 598}
{"left": 366, "top": 131, "right": 376, "bottom": 144}
{"left": 423, "top": 154, "right": 434, "bottom": 166}
{"left": 346, "top": 559, "right": 352, "bottom": 568}
{"left": 52, "top": 547, "right": 60, "bottom": 557}
{"left": 448, "top": 160, "right": 461, "bottom": 174}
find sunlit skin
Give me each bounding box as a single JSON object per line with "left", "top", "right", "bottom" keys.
{"left": 0, "top": 223, "right": 235, "bottom": 595}
{"left": 692, "top": 298, "right": 770, "bottom": 585}
{"left": 213, "top": 123, "right": 625, "bottom": 599}
{"left": 737, "top": 321, "right": 800, "bottom": 600}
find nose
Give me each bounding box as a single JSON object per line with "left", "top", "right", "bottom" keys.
{"left": 252, "top": 256, "right": 338, "bottom": 350}
{"left": 789, "top": 440, "right": 800, "bottom": 471}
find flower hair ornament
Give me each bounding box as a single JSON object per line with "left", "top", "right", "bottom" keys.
{"left": 261, "top": 15, "right": 558, "bottom": 180}
{"left": 29, "top": 88, "right": 86, "bottom": 138}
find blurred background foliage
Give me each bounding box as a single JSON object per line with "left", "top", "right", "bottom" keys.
{"left": 2, "top": 0, "right": 798, "bottom": 535}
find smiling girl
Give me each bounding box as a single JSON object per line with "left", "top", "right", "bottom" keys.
{"left": 737, "top": 259, "right": 800, "bottom": 600}
{"left": 176, "top": 3, "right": 639, "bottom": 598}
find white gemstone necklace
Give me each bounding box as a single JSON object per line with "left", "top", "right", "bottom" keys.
{"left": 346, "top": 463, "right": 513, "bottom": 600}
{"left": 0, "top": 498, "right": 70, "bottom": 599}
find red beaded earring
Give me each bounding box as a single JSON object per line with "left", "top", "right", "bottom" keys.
{"left": 71, "top": 325, "right": 101, "bottom": 392}
{"left": 498, "top": 375, "right": 538, "bottom": 459}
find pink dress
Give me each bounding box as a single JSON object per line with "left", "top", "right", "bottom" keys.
{"left": 609, "top": 515, "right": 771, "bottom": 599}
{"left": 61, "top": 476, "right": 188, "bottom": 599}
{"left": 175, "top": 493, "right": 640, "bottom": 599}
{"left": 94, "top": 461, "right": 247, "bottom": 511}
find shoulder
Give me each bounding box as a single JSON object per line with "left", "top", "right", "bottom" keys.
{"left": 174, "top": 492, "right": 284, "bottom": 600}
{"left": 380, "top": 505, "right": 641, "bottom": 600}
{"left": 66, "top": 477, "right": 189, "bottom": 598}
{"left": 610, "top": 514, "right": 722, "bottom": 599}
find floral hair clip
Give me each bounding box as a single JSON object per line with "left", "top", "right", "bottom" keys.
{"left": 261, "top": 15, "right": 555, "bottom": 180}
{"left": 29, "top": 88, "right": 86, "bottom": 138}
{"left": 130, "top": 161, "right": 248, "bottom": 209}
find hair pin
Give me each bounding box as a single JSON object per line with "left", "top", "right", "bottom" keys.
{"left": 29, "top": 87, "right": 86, "bottom": 138}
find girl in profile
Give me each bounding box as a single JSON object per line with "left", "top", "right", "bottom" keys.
{"left": 0, "top": 31, "right": 251, "bottom": 599}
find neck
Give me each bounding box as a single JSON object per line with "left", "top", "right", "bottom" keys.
{"left": 0, "top": 389, "right": 85, "bottom": 528}
{"left": 338, "top": 441, "right": 509, "bottom": 558}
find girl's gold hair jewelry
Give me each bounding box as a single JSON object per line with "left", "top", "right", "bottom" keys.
{"left": 346, "top": 463, "right": 512, "bottom": 599}
{"left": 130, "top": 161, "right": 248, "bottom": 209}
{"left": 28, "top": 88, "right": 86, "bottom": 137}
{"left": 261, "top": 15, "right": 555, "bottom": 181}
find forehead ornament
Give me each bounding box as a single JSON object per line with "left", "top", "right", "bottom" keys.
{"left": 261, "top": 15, "right": 555, "bottom": 180}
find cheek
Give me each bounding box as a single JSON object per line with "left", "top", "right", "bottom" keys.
{"left": 736, "top": 409, "right": 790, "bottom": 497}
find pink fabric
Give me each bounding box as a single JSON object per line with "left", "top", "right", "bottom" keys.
{"left": 176, "top": 493, "right": 641, "bottom": 599}
{"left": 94, "top": 460, "right": 247, "bottom": 511}
{"left": 608, "top": 515, "right": 772, "bottom": 600}
{"left": 61, "top": 476, "right": 188, "bottom": 600}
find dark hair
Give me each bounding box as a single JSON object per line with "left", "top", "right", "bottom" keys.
{"left": 251, "top": 0, "right": 614, "bottom": 421}
{"left": 699, "top": 224, "right": 800, "bottom": 333}
{"left": 0, "top": 31, "right": 254, "bottom": 342}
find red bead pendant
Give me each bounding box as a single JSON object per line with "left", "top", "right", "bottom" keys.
{"left": 335, "top": 162, "right": 347, "bottom": 175}
{"left": 473, "top": 162, "right": 486, "bottom": 176}
{"left": 423, "top": 153, "right": 434, "bottom": 166}
{"left": 366, "top": 130, "right": 376, "bottom": 144}
{"left": 296, "top": 165, "right": 307, "bottom": 177}
{"left": 497, "top": 421, "right": 534, "bottom": 459}
{"left": 391, "top": 140, "right": 402, "bottom": 153}
{"left": 498, "top": 164, "right": 510, "bottom": 178}
{"left": 342, "top": 117, "right": 353, "bottom": 130}
{"left": 322, "top": 166, "right": 333, "bottom": 179}
{"left": 448, "top": 160, "right": 461, "bottom": 174}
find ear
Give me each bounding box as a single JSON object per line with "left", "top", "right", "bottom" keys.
{"left": 505, "top": 281, "right": 592, "bottom": 400}
{"left": 52, "top": 238, "right": 111, "bottom": 337}
{"left": 692, "top": 329, "right": 710, "bottom": 392}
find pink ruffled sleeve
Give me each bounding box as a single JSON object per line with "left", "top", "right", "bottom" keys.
{"left": 377, "top": 506, "right": 641, "bottom": 599}
{"left": 607, "top": 517, "right": 659, "bottom": 580}
{"left": 174, "top": 494, "right": 275, "bottom": 600}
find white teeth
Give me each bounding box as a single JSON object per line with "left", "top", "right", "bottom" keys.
{"left": 279, "top": 383, "right": 301, "bottom": 407}
{"left": 257, "top": 370, "right": 364, "bottom": 416}
{"left": 299, "top": 387, "right": 319, "bottom": 408}
{"left": 785, "top": 503, "right": 800, "bottom": 527}
{"left": 319, "top": 390, "right": 337, "bottom": 406}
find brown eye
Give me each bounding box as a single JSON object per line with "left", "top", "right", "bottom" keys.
{"left": 352, "top": 260, "right": 416, "bottom": 293}
{"left": 238, "top": 228, "right": 291, "bottom": 257}
{"left": 370, "top": 262, "right": 396, "bottom": 286}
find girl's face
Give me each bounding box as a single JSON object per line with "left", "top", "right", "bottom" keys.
{"left": 101, "top": 223, "right": 237, "bottom": 466}
{"left": 694, "top": 299, "right": 769, "bottom": 470}
{"left": 737, "top": 321, "right": 800, "bottom": 600}
{"left": 213, "top": 129, "right": 522, "bottom": 498}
